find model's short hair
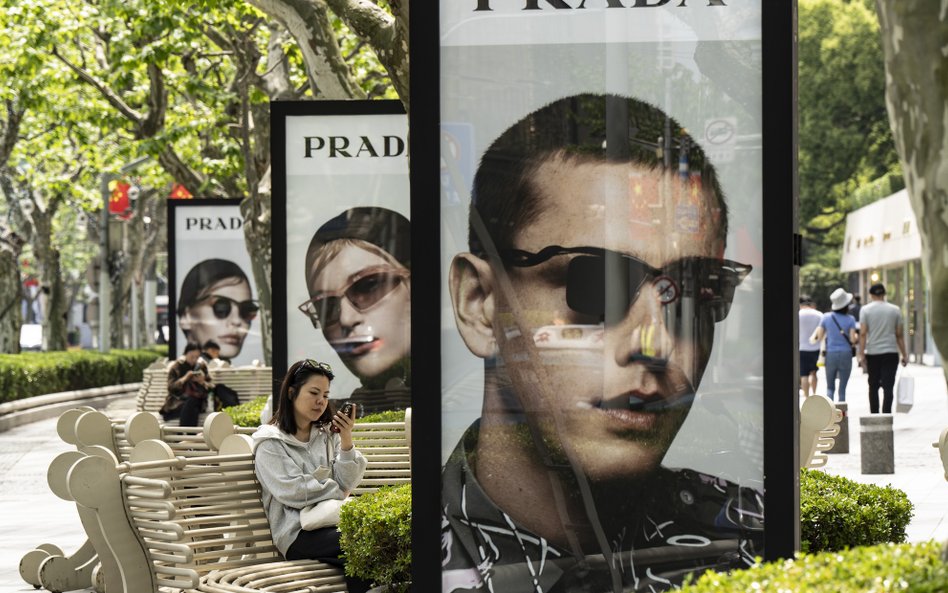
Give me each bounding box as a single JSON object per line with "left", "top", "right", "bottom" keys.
{"left": 305, "top": 207, "right": 410, "bottom": 291}
{"left": 469, "top": 94, "right": 728, "bottom": 256}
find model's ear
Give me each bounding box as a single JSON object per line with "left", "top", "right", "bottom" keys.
{"left": 449, "top": 253, "right": 496, "bottom": 358}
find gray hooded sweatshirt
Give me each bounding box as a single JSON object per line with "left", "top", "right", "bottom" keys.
{"left": 252, "top": 423, "right": 367, "bottom": 555}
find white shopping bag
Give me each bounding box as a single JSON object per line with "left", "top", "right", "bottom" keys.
{"left": 895, "top": 371, "right": 914, "bottom": 413}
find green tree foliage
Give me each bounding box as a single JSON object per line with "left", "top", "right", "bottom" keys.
{"left": 798, "top": 0, "right": 902, "bottom": 301}
{"left": 799, "top": 0, "right": 899, "bottom": 233}
{"left": 0, "top": 0, "right": 400, "bottom": 357}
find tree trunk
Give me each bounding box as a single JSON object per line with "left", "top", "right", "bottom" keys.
{"left": 0, "top": 246, "right": 22, "bottom": 353}
{"left": 30, "top": 198, "right": 69, "bottom": 351}
{"left": 40, "top": 249, "right": 69, "bottom": 351}
{"left": 242, "top": 193, "right": 272, "bottom": 364}
{"left": 876, "top": 1, "right": 948, "bottom": 386}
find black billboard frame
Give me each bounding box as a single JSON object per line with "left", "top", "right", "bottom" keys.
{"left": 409, "top": 2, "right": 799, "bottom": 591}
{"left": 166, "top": 197, "right": 244, "bottom": 359}
{"left": 269, "top": 99, "right": 408, "bottom": 382}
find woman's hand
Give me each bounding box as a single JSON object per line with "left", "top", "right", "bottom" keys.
{"left": 333, "top": 403, "right": 357, "bottom": 450}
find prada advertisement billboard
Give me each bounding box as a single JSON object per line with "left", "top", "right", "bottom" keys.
{"left": 431, "top": 2, "right": 793, "bottom": 591}
{"left": 272, "top": 101, "right": 411, "bottom": 413}
{"left": 168, "top": 199, "right": 264, "bottom": 366}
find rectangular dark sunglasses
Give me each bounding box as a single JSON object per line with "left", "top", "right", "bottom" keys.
{"left": 500, "top": 245, "right": 752, "bottom": 325}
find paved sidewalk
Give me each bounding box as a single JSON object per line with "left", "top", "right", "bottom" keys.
{"left": 0, "top": 396, "right": 137, "bottom": 592}
{"left": 811, "top": 362, "right": 948, "bottom": 543}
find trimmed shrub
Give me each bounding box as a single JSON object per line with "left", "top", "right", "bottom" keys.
{"left": 800, "top": 469, "right": 913, "bottom": 553}
{"left": 223, "top": 398, "right": 408, "bottom": 428}
{"left": 339, "top": 484, "right": 411, "bottom": 593}
{"left": 679, "top": 541, "right": 948, "bottom": 593}
{"left": 0, "top": 347, "right": 165, "bottom": 403}
{"left": 360, "top": 409, "right": 407, "bottom": 424}
{"left": 223, "top": 395, "right": 268, "bottom": 427}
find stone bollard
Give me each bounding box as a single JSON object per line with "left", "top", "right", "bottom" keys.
{"left": 828, "top": 402, "right": 849, "bottom": 454}
{"left": 860, "top": 415, "right": 894, "bottom": 474}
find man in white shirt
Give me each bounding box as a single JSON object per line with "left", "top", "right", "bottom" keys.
{"left": 798, "top": 296, "right": 823, "bottom": 397}
{"left": 857, "top": 283, "right": 907, "bottom": 413}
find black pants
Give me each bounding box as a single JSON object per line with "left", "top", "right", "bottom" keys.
{"left": 286, "top": 527, "right": 372, "bottom": 593}
{"left": 178, "top": 395, "right": 206, "bottom": 427}
{"left": 865, "top": 353, "right": 899, "bottom": 413}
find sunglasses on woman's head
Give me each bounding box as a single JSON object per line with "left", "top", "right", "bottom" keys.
{"left": 294, "top": 359, "right": 334, "bottom": 381}
{"left": 499, "top": 245, "right": 751, "bottom": 326}
{"left": 201, "top": 294, "right": 260, "bottom": 323}
{"left": 298, "top": 267, "right": 409, "bottom": 329}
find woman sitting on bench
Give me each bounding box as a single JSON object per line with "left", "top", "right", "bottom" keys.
{"left": 252, "top": 360, "right": 371, "bottom": 593}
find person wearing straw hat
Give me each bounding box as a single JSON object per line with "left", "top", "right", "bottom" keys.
{"left": 810, "top": 288, "right": 858, "bottom": 402}
{"left": 857, "top": 283, "right": 908, "bottom": 413}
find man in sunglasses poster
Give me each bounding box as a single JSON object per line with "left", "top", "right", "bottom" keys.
{"left": 441, "top": 94, "right": 764, "bottom": 593}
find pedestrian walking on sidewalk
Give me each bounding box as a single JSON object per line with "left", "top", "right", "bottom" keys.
{"left": 799, "top": 296, "right": 823, "bottom": 397}
{"left": 858, "top": 283, "right": 908, "bottom": 413}
{"left": 811, "top": 288, "right": 857, "bottom": 402}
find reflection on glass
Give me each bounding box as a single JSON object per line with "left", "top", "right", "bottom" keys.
{"left": 442, "top": 94, "right": 761, "bottom": 592}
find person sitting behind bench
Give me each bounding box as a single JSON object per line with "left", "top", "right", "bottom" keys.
{"left": 199, "top": 340, "right": 240, "bottom": 410}
{"left": 160, "top": 342, "right": 209, "bottom": 426}
{"left": 252, "top": 360, "right": 371, "bottom": 593}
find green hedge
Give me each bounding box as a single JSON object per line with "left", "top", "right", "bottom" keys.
{"left": 339, "top": 484, "right": 411, "bottom": 593}
{"left": 679, "top": 541, "right": 948, "bottom": 593}
{"left": 223, "top": 395, "right": 268, "bottom": 427}
{"left": 223, "top": 396, "right": 408, "bottom": 428}
{"left": 800, "top": 469, "right": 913, "bottom": 553}
{"left": 0, "top": 347, "right": 166, "bottom": 404}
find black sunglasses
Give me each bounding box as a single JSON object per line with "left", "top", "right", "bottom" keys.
{"left": 294, "top": 359, "right": 335, "bottom": 381}
{"left": 298, "top": 267, "right": 409, "bottom": 329}
{"left": 201, "top": 295, "right": 259, "bottom": 323}
{"left": 499, "top": 245, "right": 751, "bottom": 325}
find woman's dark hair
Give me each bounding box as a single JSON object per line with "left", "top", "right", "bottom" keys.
{"left": 271, "top": 360, "right": 337, "bottom": 435}
{"left": 177, "top": 259, "right": 249, "bottom": 315}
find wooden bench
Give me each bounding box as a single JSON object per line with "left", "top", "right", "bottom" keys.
{"left": 20, "top": 408, "right": 256, "bottom": 592}
{"left": 800, "top": 395, "right": 842, "bottom": 469}
{"left": 136, "top": 362, "right": 273, "bottom": 416}
{"left": 38, "top": 409, "right": 410, "bottom": 593}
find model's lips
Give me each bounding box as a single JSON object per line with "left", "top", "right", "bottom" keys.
{"left": 330, "top": 336, "right": 381, "bottom": 356}
{"left": 584, "top": 390, "right": 695, "bottom": 431}
{"left": 219, "top": 334, "right": 243, "bottom": 345}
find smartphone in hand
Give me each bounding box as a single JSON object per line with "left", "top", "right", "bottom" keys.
{"left": 330, "top": 402, "right": 354, "bottom": 433}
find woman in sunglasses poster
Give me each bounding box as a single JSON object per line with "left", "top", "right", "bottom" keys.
{"left": 177, "top": 258, "right": 261, "bottom": 364}
{"left": 297, "top": 207, "right": 411, "bottom": 414}
{"left": 177, "top": 259, "right": 260, "bottom": 363}
{"left": 170, "top": 200, "right": 264, "bottom": 367}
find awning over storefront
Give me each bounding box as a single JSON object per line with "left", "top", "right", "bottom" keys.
{"left": 840, "top": 189, "right": 921, "bottom": 273}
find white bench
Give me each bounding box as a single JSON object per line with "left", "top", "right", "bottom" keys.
{"left": 31, "top": 409, "right": 410, "bottom": 593}
{"left": 20, "top": 408, "right": 255, "bottom": 592}
{"left": 800, "top": 395, "right": 842, "bottom": 469}
{"left": 934, "top": 427, "right": 948, "bottom": 481}
{"left": 136, "top": 362, "right": 273, "bottom": 416}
